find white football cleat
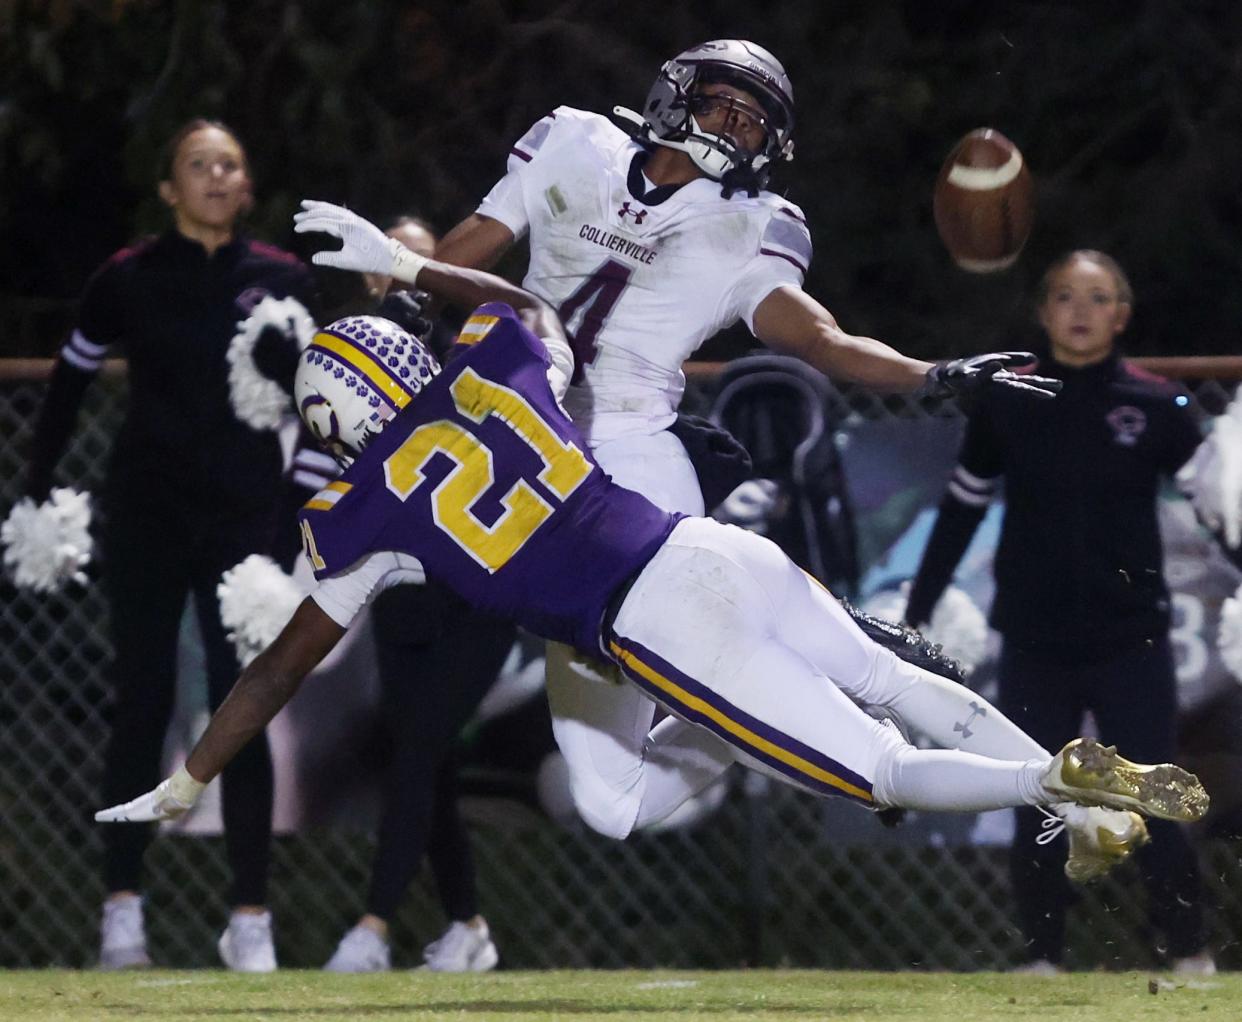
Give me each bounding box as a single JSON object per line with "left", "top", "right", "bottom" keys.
{"left": 1042, "top": 737, "right": 1209, "bottom": 822}
{"left": 99, "top": 893, "right": 151, "bottom": 970}
{"left": 218, "top": 909, "right": 277, "bottom": 973}
{"left": 324, "top": 924, "right": 391, "bottom": 973}
{"left": 1038, "top": 804, "right": 1150, "bottom": 883}
{"left": 421, "top": 917, "right": 499, "bottom": 973}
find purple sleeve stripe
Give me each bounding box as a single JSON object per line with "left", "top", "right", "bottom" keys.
{"left": 510, "top": 147, "right": 533, "bottom": 163}
{"left": 61, "top": 346, "right": 103, "bottom": 373}
{"left": 759, "top": 248, "right": 808, "bottom": 274}
{"left": 777, "top": 206, "right": 807, "bottom": 225}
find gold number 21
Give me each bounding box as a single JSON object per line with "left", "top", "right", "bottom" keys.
{"left": 382, "top": 367, "right": 591, "bottom": 572}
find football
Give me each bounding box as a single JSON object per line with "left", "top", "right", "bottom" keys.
{"left": 933, "top": 128, "right": 1034, "bottom": 273}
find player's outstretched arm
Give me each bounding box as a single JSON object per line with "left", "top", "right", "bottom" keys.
{"left": 294, "top": 199, "right": 572, "bottom": 395}
{"left": 95, "top": 598, "right": 345, "bottom": 823}
{"left": 922, "top": 352, "right": 1062, "bottom": 400}
{"left": 752, "top": 286, "right": 1060, "bottom": 399}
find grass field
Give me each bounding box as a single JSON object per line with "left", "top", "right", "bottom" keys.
{"left": 0, "top": 969, "right": 1236, "bottom": 1022}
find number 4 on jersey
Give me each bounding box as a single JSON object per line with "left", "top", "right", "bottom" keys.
{"left": 558, "top": 258, "right": 632, "bottom": 381}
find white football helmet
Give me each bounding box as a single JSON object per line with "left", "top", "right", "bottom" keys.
{"left": 622, "top": 39, "right": 796, "bottom": 196}
{"left": 294, "top": 315, "right": 439, "bottom": 465}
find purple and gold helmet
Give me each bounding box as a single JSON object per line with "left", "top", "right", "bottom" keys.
{"left": 294, "top": 315, "right": 439, "bottom": 465}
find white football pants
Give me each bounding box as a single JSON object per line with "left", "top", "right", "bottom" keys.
{"left": 547, "top": 433, "right": 1052, "bottom": 839}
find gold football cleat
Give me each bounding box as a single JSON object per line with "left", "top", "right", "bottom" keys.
{"left": 1044, "top": 737, "right": 1210, "bottom": 823}
{"left": 1062, "top": 806, "right": 1149, "bottom": 883}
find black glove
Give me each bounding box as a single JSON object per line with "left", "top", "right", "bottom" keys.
{"left": 670, "top": 414, "right": 754, "bottom": 513}
{"left": 378, "top": 290, "right": 434, "bottom": 343}
{"left": 922, "top": 352, "right": 1062, "bottom": 401}
{"left": 251, "top": 324, "right": 301, "bottom": 396}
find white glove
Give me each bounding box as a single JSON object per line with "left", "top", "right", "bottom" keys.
{"left": 95, "top": 765, "right": 206, "bottom": 823}
{"left": 292, "top": 199, "right": 427, "bottom": 285}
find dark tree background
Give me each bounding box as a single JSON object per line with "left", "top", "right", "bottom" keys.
{"left": 4, "top": 0, "right": 1241, "bottom": 359}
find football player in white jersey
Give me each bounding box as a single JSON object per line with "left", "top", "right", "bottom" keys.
{"left": 290, "top": 41, "right": 1145, "bottom": 880}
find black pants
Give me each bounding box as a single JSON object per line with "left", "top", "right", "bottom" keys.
{"left": 99, "top": 492, "right": 276, "bottom": 907}
{"left": 998, "top": 636, "right": 1206, "bottom": 963}
{"left": 366, "top": 581, "right": 516, "bottom": 923}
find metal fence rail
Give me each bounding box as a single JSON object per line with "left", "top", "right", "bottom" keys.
{"left": 2, "top": 361, "right": 1240, "bottom": 970}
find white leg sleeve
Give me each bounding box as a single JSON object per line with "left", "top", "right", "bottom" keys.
{"left": 774, "top": 576, "right": 1050, "bottom": 761}
{"left": 854, "top": 651, "right": 1050, "bottom": 761}
{"left": 871, "top": 745, "right": 1049, "bottom": 811}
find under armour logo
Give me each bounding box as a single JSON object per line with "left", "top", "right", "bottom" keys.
{"left": 954, "top": 700, "right": 987, "bottom": 741}
{"left": 617, "top": 201, "right": 647, "bottom": 225}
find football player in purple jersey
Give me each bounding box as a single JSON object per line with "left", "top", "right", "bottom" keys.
{"left": 96, "top": 236, "right": 1208, "bottom": 869}
{"left": 422, "top": 40, "right": 1075, "bottom": 851}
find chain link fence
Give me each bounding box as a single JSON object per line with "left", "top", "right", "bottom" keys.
{"left": 3, "top": 361, "right": 1241, "bottom": 972}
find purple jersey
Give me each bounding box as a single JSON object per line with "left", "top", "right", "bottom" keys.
{"left": 297, "top": 304, "right": 681, "bottom": 654}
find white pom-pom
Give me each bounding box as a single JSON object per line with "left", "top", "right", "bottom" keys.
{"left": 226, "top": 295, "right": 317, "bottom": 431}
{"left": 1, "top": 487, "right": 93, "bottom": 593}
{"left": 923, "top": 586, "right": 989, "bottom": 675}
{"left": 1178, "top": 392, "right": 1242, "bottom": 549}
{"left": 859, "top": 588, "right": 907, "bottom": 625}
{"left": 860, "top": 581, "right": 989, "bottom": 675}
{"left": 217, "top": 554, "right": 310, "bottom": 667}
{"left": 714, "top": 478, "right": 780, "bottom": 534}
{"left": 1219, "top": 582, "right": 1242, "bottom": 683}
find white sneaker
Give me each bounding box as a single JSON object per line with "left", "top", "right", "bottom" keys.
{"left": 324, "top": 924, "right": 391, "bottom": 973}
{"left": 1011, "top": 958, "right": 1064, "bottom": 976}
{"left": 218, "top": 909, "right": 277, "bottom": 973}
{"left": 422, "top": 918, "right": 499, "bottom": 973}
{"left": 1042, "top": 737, "right": 1209, "bottom": 822}
{"left": 1038, "top": 804, "right": 1150, "bottom": 883}
{"left": 99, "top": 894, "right": 151, "bottom": 970}
{"left": 1171, "top": 951, "right": 1217, "bottom": 976}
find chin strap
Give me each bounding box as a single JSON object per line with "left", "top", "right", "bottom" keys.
{"left": 613, "top": 106, "right": 765, "bottom": 197}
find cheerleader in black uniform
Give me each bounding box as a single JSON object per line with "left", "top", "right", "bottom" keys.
{"left": 23, "top": 119, "right": 317, "bottom": 972}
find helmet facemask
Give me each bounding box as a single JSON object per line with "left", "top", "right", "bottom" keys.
{"left": 683, "top": 89, "right": 780, "bottom": 180}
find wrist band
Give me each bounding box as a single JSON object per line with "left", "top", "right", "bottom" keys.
{"left": 390, "top": 241, "right": 428, "bottom": 286}
{"left": 169, "top": 764, "right": 207, "bottom": 803}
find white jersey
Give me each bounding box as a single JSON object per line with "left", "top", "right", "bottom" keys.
{"left": 478, "top": 106, "right": 812, "bottom": 444}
